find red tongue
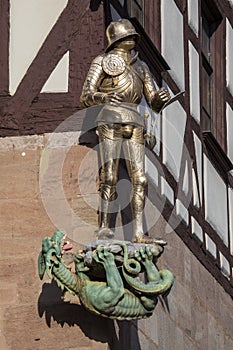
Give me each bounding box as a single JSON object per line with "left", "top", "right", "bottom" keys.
{"left": 62, "top": 243, "right": 73, "bottom": 251}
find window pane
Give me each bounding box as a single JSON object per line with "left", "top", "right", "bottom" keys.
{"left": 202, "top": 65, "right": 212, "bottom": 117}
{"left": 127, "top": 0, "right": 144, "bottom": 26}
{"left": 202, "top": 16, "right": 212, "bottom": 63}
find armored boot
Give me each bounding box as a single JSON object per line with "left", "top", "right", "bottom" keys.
{"left": 97, "top": 184, "right": 115, "bottom": 239}
{"left": 131, "top": 184, "right": 145, "bottom": 242}
{"left": 131, "top": 184, "right": 167, "bottom": 245}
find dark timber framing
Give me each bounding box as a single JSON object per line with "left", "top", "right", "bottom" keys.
{"left": 0, "top": 0, "right": 104, "bottom": 136}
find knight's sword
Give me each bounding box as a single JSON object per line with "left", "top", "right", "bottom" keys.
{"left": 145, "top": 91, "right": 185, "bottom": 149}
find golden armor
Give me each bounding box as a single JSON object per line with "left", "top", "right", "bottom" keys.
{"left": 80, "top": 19, "right": 170, "bottom": 242}
{"left": 105, "top": 18, "right": 140, "bottom": 51}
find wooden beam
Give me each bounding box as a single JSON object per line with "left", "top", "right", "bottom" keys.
{"left": 0, "top": 0, "right": 90, "bottom": 131}
{"left": 0, "top": 0, "right": 9, "bottom": 95}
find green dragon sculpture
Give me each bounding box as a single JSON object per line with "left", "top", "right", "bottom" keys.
{"left": 38, "top": 230, "right": 174, "bottom": 320}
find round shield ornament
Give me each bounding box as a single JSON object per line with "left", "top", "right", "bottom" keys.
{"left": 102, "top": 54, "right": 126, "bottom": 76}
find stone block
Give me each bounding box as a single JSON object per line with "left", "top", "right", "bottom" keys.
{"left": 0, "top": 151, "right": 14, "bottom": 166}
{"left": 183, "top": 245, "right": 191, "bottom": 284}
{"left": 0, "top": 199, "right": 56, "bottom": 238}
{"left": 40, "top": 144, "right": 98, "bottom": 200}
{"left": 0, "top": 334, "right": 10, "bottom": 350}
{"left": 39, "top": 146, "right": 71, "bottom": 199}
{"left": 0, "top": 282, "right": 18, "bottom": 306}
{"left": 137, "top": 326, "right": 157, "bottom": 350}
{"left": 156, "top": 308, "right": 184, "bottom": 350}
{"left": 207, "top": 312, "right": 225, "bottom": 350}
{"left": 162, "top": 233, "right": 185, "bottom": 281}
{"left": 183, "top": 334, "right": 198, "bottom": 350}
{"left": 168, "top": 280, "right": 191, "bottom": 333}
{"left": 0, "top": 148, "right": 41, "bottom": 200}
{"left": 0, "top": 163, "right": 38, "bottom": 199}
{"left": 190, "top": 297, "right": 208, "bottom": 349}
{"left": 218, "top": 300, "right": 233, "bottom": 339}
{"left": 72, "top": 194, "right": 98, "bottom": 228}
{"left": 71, "top": 225, "right": 97, "bottom": 246}
{"left": 3, "top": 303, "right": 109, "bottom": 350}
{"left": 0, "top": 256, "right": 35, "bottom": 280}
{"left": 39, "top": 196, "right": 75, "bottom": 234}
{"left": 224, "top": 335, "right": 233, "bottom": 350}
{"left": 62, "top": 145, "right": 98, "bottom": 197}
{"left": 139, "top": 313, "right": 159, "bottom": 346}
{"left": 190, "top": 254, "right": 220, "bottom": 315}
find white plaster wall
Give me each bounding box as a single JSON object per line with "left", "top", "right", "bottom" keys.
{"left": 162, "top": 101, "right": 187, "bottom": 181}
{"left": 9, "top": 0, "right": 68, "bottom": 95}
{"left": 191, "top": 216, "right": 203, "bottom": 242}
{"left": 182, "top": 161, "right": 189, "bottom": 196}
{"left": 41, "top": 52, "right": 69, "bottom": 93}
{"left": 138, "top": 95, "right": 161, "bottom": 157}
{"left": 226, "top": 19, "right": 233, "bottom": 96}
{"left": 176, "top": 199, "right": 189, "bottom": 225}
{"left": 189, "top": 41, "right": 200, "bottom": 123}
{"left": 205, "top": 233, "right": 217, "bottom": 258}
{"left": 145, "top": 155, "right": 158, "bottom": 188}
{"left": 151, "top": 115, "right": 161, "bottom": 157}
{"left": 193, "top": 131, "right": 202, "bottom": 204}
{"left": 204, "top": 155, "right": 228, "bottom": 246}
{"left": 219, "top": 252, "right": 230, "bottom": 278}
{"left": 161, "top": 0, "right": 185, "bottom": 90}
{"left": 161, "top": 177, "right": 174, "bottom": 205}
{"left": 188, "top": 0, "right": 199, "bottom": 36}
{"left": 229, "top": 186, "right": 233, "bottom": 255}
{"left": 192, "top": 168, "right": 200, "bottom": 208}
{"left": 226, "top": 103, "right": 233, "bottom": 163}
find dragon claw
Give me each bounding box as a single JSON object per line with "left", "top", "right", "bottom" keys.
{"left": 139, "top": 247, "right": 146, "bottom": 260}
{"left": 93, "top": 245, "right": 115, "bottom": 264}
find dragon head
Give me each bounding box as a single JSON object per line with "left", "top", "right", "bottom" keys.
{"left": 38, "top": 229, "right": 66, "bottom": 280}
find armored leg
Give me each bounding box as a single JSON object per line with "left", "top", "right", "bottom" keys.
{"left": 97, "top": 124, "right": 122, "bottom": 237}
{"left": 123, "top": 127, "right": 147, "bottom": 241}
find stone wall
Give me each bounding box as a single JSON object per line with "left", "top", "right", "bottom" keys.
{"left": 0, "top": 134, "right": 232, "bottom": 350}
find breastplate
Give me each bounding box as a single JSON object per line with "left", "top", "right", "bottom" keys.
{"left": 97, "top": 53, "right": 145, "bottom": 127}
{"left": 99, "top": 62, "right": 144, "bottom": 105}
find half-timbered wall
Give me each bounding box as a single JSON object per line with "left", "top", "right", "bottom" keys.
{"left": 105, "top": 0, "right": 233, "bottom": 297}
{"left": 0, "top": 1, "right": 233, "bottom": 349}
{"left": 1, "top": 0, "right": 232, "bottom": 297}
{"left": 0, "top": 0, "right": 105, "bottom": 136}
{"left": 9, "top": 0, "right": 69, "bottom": 95}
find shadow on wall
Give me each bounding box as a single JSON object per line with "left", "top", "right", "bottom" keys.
{"left": 38, "top": 281, "right": 142, "bottom": 350}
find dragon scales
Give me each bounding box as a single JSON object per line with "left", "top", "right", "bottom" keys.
{"left": 38, "top": 230, "right": 174, "bottom": 320}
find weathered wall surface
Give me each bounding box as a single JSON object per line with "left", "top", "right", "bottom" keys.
{"left": 0, "top": 134, "right": 232, "bottom": 350}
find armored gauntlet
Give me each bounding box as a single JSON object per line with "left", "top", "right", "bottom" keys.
{"left": 151, "top": 88, "right": 170, "bottom": 113}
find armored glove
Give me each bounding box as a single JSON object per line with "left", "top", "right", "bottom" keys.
{"left": 91, "top": 92, "right": 124, "bottom": 106}
{"left": 151, "top": 88, "right": 170, "bottom": 113}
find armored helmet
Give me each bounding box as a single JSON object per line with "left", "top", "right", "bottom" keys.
{"left": 105, "top": 19, "right": 140, "bottom": 52}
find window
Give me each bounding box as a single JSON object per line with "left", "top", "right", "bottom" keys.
{"left": 127, "top": 0, "right": 144, "bottom": 26}
{"left": 201, "top": 14, "right": 214, "bottom": 129}
{"left": 201, "top": 1, "right": 225, "bottom": 148}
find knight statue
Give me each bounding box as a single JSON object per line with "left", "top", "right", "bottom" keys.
{"left": 80, "top": 19, "right": 170, "bottom": 242}
{"left": 38, "top": 20, "right": 174, "bottom": 322}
